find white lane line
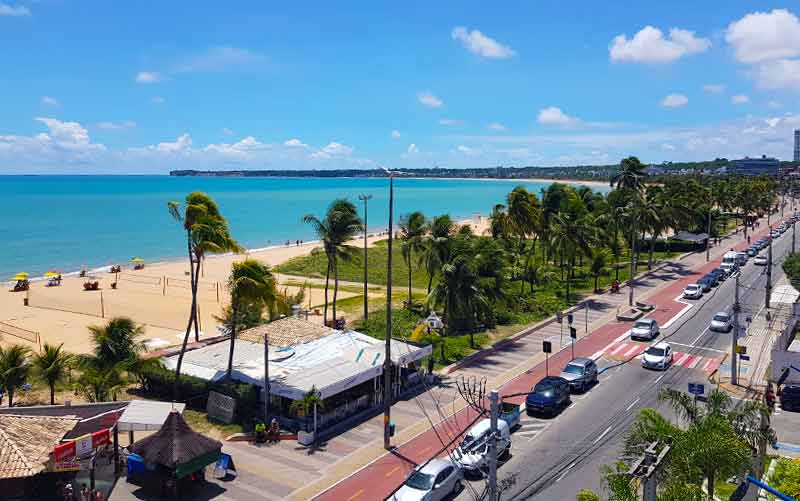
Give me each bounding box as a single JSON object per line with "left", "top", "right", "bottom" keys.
{"left": 555, "top": 462, "right": 577, "bottom": 483}
{"left": 692, "top": 326, "right": 711, "bottom": 345}
{"left": 661, "top": 295, "right": 695, "bottom": 330}
{"left": 654, "top": 374, "right": 665, "bottom": 384}
{"left": 625, "top": 397, "right": 641, "bottom": 412}
{"left": 592, "top": 425, "right": 613, "bottom": 445}
{"left": 688, "top": 356, "right": 702, "bottom": 370}
{"left": 623, "top": 345, "right": 640, "bottom": 358}
{"left": 675, "top": 353, "right": 690, "bottom": 366}
{"left": 702, "top": 359, "right": 712, "bottom": 371}
{"left": 669, "top": 342, "right": 725, "bottom": 353}
{"left": 611, "top": 344, "right": 628, "bottom": 356}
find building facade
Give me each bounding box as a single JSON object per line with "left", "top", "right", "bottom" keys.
{"left": 794, "top": 129, "right": 799, "bottom": 162}
{"left": 730, "top": 156, "right": 780, "bottom": 176}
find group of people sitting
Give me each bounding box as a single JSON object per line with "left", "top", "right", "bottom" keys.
{"left": 11, "top": 279, "right": 29, "bottom": 292}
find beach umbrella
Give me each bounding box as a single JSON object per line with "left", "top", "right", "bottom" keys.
{"left": 44, "top": 271, "right": 59, "bottom": 277}
{"left": 131, "top": 257, "right": 144, "bottom": 263}
{"left": 11, "top": 272, "right": 28, "bottom": 281}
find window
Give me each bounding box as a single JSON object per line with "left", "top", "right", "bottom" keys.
{"left": 563, "top": 364, "right": 584, "bottom": 375}
{"left": 406, "top": 471, "right": 434, "bottom": 490}
{"left": 645, "top": 347, "right": 665, "bottom": 357}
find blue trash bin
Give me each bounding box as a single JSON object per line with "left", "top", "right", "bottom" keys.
{"left": 389, "top": 422, "right": 396, "bottom": 437}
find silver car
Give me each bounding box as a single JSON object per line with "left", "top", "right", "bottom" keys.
{"left": 710, "top": 312, "right": 732, "bottom": 332}
{"left": 559, "top": 358, "right": 599, "bottom": 392}
{"left": 631, "top": 318, "right": 660, "bottom": 341}
{"left": 392, "top": 458, "right": 463, "bottom": 501}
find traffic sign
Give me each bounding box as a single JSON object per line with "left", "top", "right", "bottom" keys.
{"left": 736, "top": 345, "right": 747, "bottom": 355}
{"left": 740, "top": 354, "right": 751, "bottom": 361}
{"left": 556, "top": 312, "right": 563, "bottom": 324}
{"left": 688, "top": 382, "right": 705, "bottom": 396}
{"left": 543, "top": 340, "right": 552, "bottom": 353}
{"left": 567, "top": 313, "right": 574, "bottom": 324}
{"left": 569, "top": 327, "right": 577, "bottom": 340}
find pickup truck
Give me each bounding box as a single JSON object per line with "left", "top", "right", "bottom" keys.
{"left": 500, "top": 401, "right": 520, "bottom": 429}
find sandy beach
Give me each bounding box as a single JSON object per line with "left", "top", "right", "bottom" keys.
{"left": 0, "top": 215, "right": 490, "bottom": 356}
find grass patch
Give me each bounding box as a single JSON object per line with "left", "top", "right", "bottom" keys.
{"left": 182, "top": 409, "right": 244, "bottom": 438}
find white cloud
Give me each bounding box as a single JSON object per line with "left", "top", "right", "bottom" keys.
{"left": 40, "top": 96, "right": 60, "bottom": 107}
{"left": 726, "top": 9, "right": 800, "bottom": 64}
{"left": 407, "top": 144, "right": 419, "bottom": 155}
{"left": 537, "top": 106, "right": 579, "bottom": 126}
{"left": 151, "top": 96, "right": 165, "bottom": 104}
{"left": 35, "top": 117, "right": 91, "bottom": 144}
{"left": 660, "top": 93, "right": 688, "bottom": 108}
{"left": 731, "top": 94, "right": 749, "bottom": 105}
{"left": 438, "top": 118, "right": 462, "bottom": 126}
{"left": 752, "top": 58, "right": 800, "bottom": 92}
{"left": 661, "top": 143, "right": 676, "bottom": 151}
{"left": 456, "top": 145, "right": 477, "bottom": 156}
{"left": 390, "top": 130, "right": 401, "bottom": 139}
{"left": 149, "top": 133, "right": 192, "bottom": 154}
{"left": 96, "top": 121, "right": 136, "bottom": 131}
{"left": 768, "top": 100, "right": 782, "bottom": 109}
{"left": 284, "top": 138, "right": 308, "bottom": 148}
{"left": 418, "top": 91, "right": 443, "bottom": 108}
{"left": 487, "top": 122, "right": 507, "bottom": 131}
{"left": 0, "top": 2, "right": 30, "bottom": 16}
{"left": 174, "top": 47, "right": 266, "bottom": 73}
{"left": 311, "top": 141, "right": 354, "bottom": 160}
{"left": 609, "top": 26, "right": 710, "bottom": 63}
{"left": 222, "top": 128, "right": 235, "bottom": 136}
{"left": 703, "top": 84, "right": 725, "bottom": 93}
{"left": 451, "top": 26, "right": 515, "bottom": 59}
{"left": 135, "top": 71, "right": 161, "bottom": 84}
{"left": 203, "top": 136, "right": 269, "bottom": 158}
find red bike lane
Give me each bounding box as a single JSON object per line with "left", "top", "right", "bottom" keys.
{"left": 316, "top": 221, "right": 783, "bottom": 501}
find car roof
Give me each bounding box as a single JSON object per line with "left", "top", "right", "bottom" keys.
{"left": 416, "top": 458, "right": 453, "bottom": 475}
{"left": 651, "top": 341, "right": 670, "bottom": 349}
{"left": 714, "top": 311, "right": 729, "bottom": 317}
{"left": 566, "top": 357, "right": 593, "bottom": 366}
{"left": 538, "top": 376, "right": 566, "bottom": 384}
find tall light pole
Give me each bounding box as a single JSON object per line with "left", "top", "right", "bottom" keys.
{"left": 383, "top": 172, "right": 394, "bottom": 450}
{"left": 358, "top": 194, "right": 372, "bottom": 321}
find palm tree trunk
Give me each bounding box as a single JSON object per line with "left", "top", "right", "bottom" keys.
{"left": 7, "top": 390, "right": 13, "bottom": 407}
{"left": 407, "top": 251, "right": 412, "bottom": 306}
{"left": 332, "top": 255, "right": 339, "bottom": 323}
{"left": 173, "top": 236, "right": 198, "bottom": 401}
{"left": 192, "top": 258, "right": 201, "bottom": 342}
{"left": 50, "top": 384, "right": 55, "bottom": 405}
{"left": 594, "top": 275, "right": 599, "bottom": 293}
{"left": 648, "top": 235, "right": 656, "bottom": 270}
{"left": 323, "top": 259, "right": 331, "bottom": 324}
{"left": 706, "top": 470, "right": 714, "bottom": 500}
{"left": 226, "top": 301, "right": 238, "bottom": 380}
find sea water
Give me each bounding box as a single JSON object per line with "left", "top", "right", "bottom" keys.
{"left": 0, "top": 175, "right": 607, "bottom": 279}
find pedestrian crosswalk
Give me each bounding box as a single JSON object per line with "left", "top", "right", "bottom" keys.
{"left": 515, "top": 414, "right": 552, "bottom": 440}
{"left": 600, "top": 341, "right": 722, "bottom": 375}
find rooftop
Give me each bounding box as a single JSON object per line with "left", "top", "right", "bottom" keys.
{"left": 238, "top": 316, "right": 337, "bottom": 346}
{"left": 0, "top": 414, "right": 78, "bottom": 479}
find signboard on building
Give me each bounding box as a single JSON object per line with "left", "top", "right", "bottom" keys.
{"left": 52, "top": 428, "right": 110, "bottom": 472}
{"left": 207, "top": 390, "right": 237, "bottom": 424}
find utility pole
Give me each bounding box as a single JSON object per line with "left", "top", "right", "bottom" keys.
{"left": 383, "top": 174, "right": 394, "bottom": 450}
{"left": 767, "top": 229, "right": 773, "bottom": 309}
{"left": 488, "top": 390, "right": 499, "bottom": 501}
{"left": 705, "top": 205, "right": 712, "bottom": 262}
{"left": 732, "top": 272, "right": 740, "bottom": 386}
{"left": 629, "top": 223, "right": 637, "bottom": 307}
{"left": 793, "top": 213, "right": 796, "bottom": 254}
{"left": 628, "top": 441, "right": 671, "bottom": 501}
{"left": 358, "top": 194, "right": 372, "bottom": 321}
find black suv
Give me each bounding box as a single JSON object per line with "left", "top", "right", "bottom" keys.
{"left": 526, "top": 376, "right": 571, "bottom": 416}
{"left": 780, "top": 385, "right": 800, "bottom": 411}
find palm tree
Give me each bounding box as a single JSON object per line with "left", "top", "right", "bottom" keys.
{"left": 422, "top": 214, "right": 454, "bottom": 294}
{"left": 611, "top": 156, "right": 647, "bottom": 192}
{"left": 550, "top": 212, "right": 598, "bottom": 303}
{"left": 590, "top": 250, "right": 609, "bottom": 293}
{"left": 168, "top": 193, "right": 241, "bottom": 399}
{"left": 290, "top": 386, "right": 325, "bottom": 444}
{"left": 399, "top": 211, "right": 427, "bottom": 306}
{"left": 303, "top": 199, "right": 363, "bottom": 324}
{"left": 32, "top": 343, "right": 73, "bottom": 405}
{"left": 0, "top": 345, "right": 31, "bottom": 407}
{"left": 225, "top": 259, "right": 277, "bottom": 380}
{"left": 87, "top": 317, "right": 147, "bottom": 366}
{"left": 427, "top": 255, "right": 487, "bottom": 348}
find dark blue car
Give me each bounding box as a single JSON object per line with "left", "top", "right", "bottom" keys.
{"left": 526, "top": 376, "right": 571, "bottom": 416}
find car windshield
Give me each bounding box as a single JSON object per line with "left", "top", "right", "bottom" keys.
{"left": 534, "top": 382, "right": 555, "bottom": 394}
{"left": 713, "top": 314, "right": 729, "bottom": 322}
{"left": 635, "top": 321, "right": 651, "bottom": 329}
{"left": 686, "top": 285, "right": 698, "bottom": 290}
{"left": 405, "top": 471, "right": 435, "bottom": 491}
{"left": 563, "top": 364, "right": 584, "bottom": 375}
{"left": 645, "top": 347, "right": 665, "bottom": 357}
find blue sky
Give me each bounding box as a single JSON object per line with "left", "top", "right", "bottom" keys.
{"left": 1, "top": 1, "right": 799, "bottom": 174}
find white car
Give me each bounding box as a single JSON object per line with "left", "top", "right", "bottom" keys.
{"left": 631, "top": 318, "right": 660, "bottom": 341}
{"left": 710, "top": 312, "right": 733, "bottom": 332}
{"left": 683, "top": 283, "right": 703, "bottom": 299}
{"left": 754, "top": 255, "right": 768, "bottom": 266}
{"left": 641, "top": 342, "right": 673, "bottom": 370}
{"left": 392, "top": 459, "right": 463, "bottom": 501}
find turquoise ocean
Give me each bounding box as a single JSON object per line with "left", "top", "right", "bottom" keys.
{"left": 0, "top": 176, "right": 607, "bottom": 280}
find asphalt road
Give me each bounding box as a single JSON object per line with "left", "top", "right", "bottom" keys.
{"left": 456, "top": 221, "right": 797, "bottom": 500}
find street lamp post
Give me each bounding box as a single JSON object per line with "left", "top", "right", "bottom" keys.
{"left": 384, "top": 173, "right": 394, "bottom": 450}
{"left": 358, "top": 194, "right": 372, "bottom": 321}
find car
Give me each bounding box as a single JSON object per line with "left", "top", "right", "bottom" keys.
{"left": 641, "top": 342, "right": 673, "bottom": 370}
{"left": 453, "top": 418, "right": 511, "bottom": 476}
{"left": 631, "top": 318, "right": 660, "bottom": 341}
{"left": 720, "top": 262, "right": 738, "bottom": 276}
{"left": 683, "top": 283, "right": 703, "bottom": 299}
{"left": 754, "top": 255, "right": 768, "bottom": 266}
{"left": 697, "top": 277, "right": 713, "bottom": 292}
{"left": 770, "top": 230, "right": 780, "bottom": 238}
{"left": 525, "top": 376, "right": 571, "bottom": 416}
{"left": 710, "top": 268, "right": 727, "bottom": 282}
{"left": 559, "top": 357, "right": 599, "bottom": 392}
{"left": 735, "top": 252, "right": 748, "bottom": 265}
{"left": 746, "top": 247, "right": 758, "bottom": 257}
{"left": 710, "top": 311, "right": 733, "bottom": 332}
{"left": 780, "top": 385, "right": 800, "bottom": 412}
{"left": 702, "top": 272, "right": 720, "bottom": 286}
{"left": 392, "top": 458, "right": 463, "bottom": 501}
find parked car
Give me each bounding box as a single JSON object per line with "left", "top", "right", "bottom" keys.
{"left": 735, "top": 252, "right": 748, "bottom": 265}
{"left": 697, "top": 277, "right": 713, "bottom": 292}
{"left": 754, "top": 255, "right": 768, "bottom": 266}
{"left": 780, "top": 385, "right": 800, "bottom": 412}
{"left": 393, "top": 458, "right": 463, "bottom": 501}
{"left": 641, "top": 342, "right": 673, "bottom": 370}
{"left": 453, "top": 418, "right": 511, "bottom": 476}
{"left": 526, "top": 376, "right": 571, "bottom": 416}
{"left": 746, "top": 247, "right": 758, "bottom": 257}
{"left": 710, "top": 311, "right": 733, "bottom": 332}
{"left": 720, "top": 262, "right": 738, "bottom": 276}
{"left": 710, "top": 268, "right": 727, "bottom": 282}
{"left": 683, "top": 283, "right": 703, "bottom": 299}
{"left": 559, "top": 357, "right": 599, "bottom": 392}
{"left": 631, "top": 318, "right": 660, "bottom": 341}
{"left": 702, "top": 272, "right": 720, "bottom": 286}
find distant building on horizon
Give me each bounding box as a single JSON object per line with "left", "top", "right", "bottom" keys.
{"left": 794, "top": 129, "right": 799, "bottom": 162}
{"left": 731, "top": 155, "right": 780, "bottom": 176}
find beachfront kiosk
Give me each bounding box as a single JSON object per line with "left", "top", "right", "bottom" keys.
{"left": 164, "top": 316, "right": 432, "bottom": 441}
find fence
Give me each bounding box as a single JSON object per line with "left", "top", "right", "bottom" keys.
{"left": 113, "top": 272, "right": 221, "bottom": 302}
{"left": 0, "top": 321, "right": 41, "bottom": 351}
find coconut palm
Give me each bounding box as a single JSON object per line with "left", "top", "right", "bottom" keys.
{"left": 87, "top": 317, "right": 147, "bottom": 366}
{"left": 589, "top": 250, "right": 609, "bottom": 293}
{"left": 168, "top": 193, "right": 242, "bottom": 399}
{"left": 611, "top": 156, "right": 647, "bottom": 192}
{"left": 32, "top": 343, "right": 73, "bottom": 405}
{"left": 422, "top": 214, "right": 455, "bottom": 294}
{"left": 399, "top": 211, "right": 428, "bottom": 306}
{"left": 0, "top": 345, "right": 31, "bottom": 407}
{"left": 427, "top": 255, "right": 487, "bottom": 348}
{"left": 550, "top": 212, "right": 598, "bottom": 303}
{"left": 225, "top": 259, "right": 277, "bottom": 380}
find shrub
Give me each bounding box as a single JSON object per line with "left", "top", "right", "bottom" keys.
{"left": 136, "top": 364, "right": 209, "bottom": 409}
{"left": 770, "top": 458, "right": 800, "bottom": 500}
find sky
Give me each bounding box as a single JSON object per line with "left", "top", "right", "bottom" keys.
{"left": 1, "top": 1, "right": 800, "bottom": 174}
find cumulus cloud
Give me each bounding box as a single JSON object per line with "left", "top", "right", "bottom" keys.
{"left": 726, "top": 9, "right": 800, "bottom": 64}
{"left": 731, "top": 94, "right": 750, "bottom": 105}
{"left": 451, "top": 26, "right": 515, "bottom": 59}
{"left": 661, "top": 143, "right": 676, "bottom": 151}
{"left": 0, "top": 2, "right": 30, "bottom": 16}
{"left": 703, "top": 84, "right": 725, "bottom": 93}
{"left": 537, "top": 107, "right": 579, "bottom": 126}
{"left": 174, "top": 46, "right": 267, "bottom": 73}
{"left": 418, "top": 91, "right": 443, "bottom": 108}
{"left": 40, "top": 96, "right": 60, "bottom": 107}
{"left": 752, "top": 58, "right": 800, "bottom": 92}
{"left": 135, "top": 71, "right": 161, "bottom": 84}
{"left": 610, "top": 26, "right": 710, "bottom": 63}
{"left": 222, "top": 128, "right": 235, "bottom": 136}
{"left": 96, "top": 121, "right": 137, "bottom": 131}
{"left": 284, "top": 138, "right": 308, "bottom": 148}
{"left": 407, "top": 144, "right": 419, "bottom": 154}
{"left": 311, "top": 141, "right": 354, "bottom": 160}
{"left": 487, "top": 122, "right": 507, "bottom": 131}
{"left": 660, "top": 93, "right": 688, "bottom": 108}
{"left": 148, "top": 133, "right": 192, "bottom": 154}
{"left": 390, "top": 130, "right": 401, "bottom": 139}
{"left": 456, "top": 145, "right": 477, "bottom": 155}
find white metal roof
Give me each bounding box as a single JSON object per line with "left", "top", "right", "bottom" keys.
{"left": 117, "top": 400, "right": 186, "bottom": 432}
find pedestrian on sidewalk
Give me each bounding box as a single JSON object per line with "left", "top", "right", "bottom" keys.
{"left": 766, "top": 384, "right": 776, "bottom": 412}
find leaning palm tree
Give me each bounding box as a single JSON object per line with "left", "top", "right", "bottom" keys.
{"left": 399, "top": 211, "right": 427, "bottom": 306}
{"left": 32, "top": 343, "right": 73, "bottom": 405}
{"left": 225, "top": 259, "right": 277, "bottom": 380}
{"left": 589, "top": 250, "right": 609, "bottom": 293}
{"left": 422, "top": 214, "right": 455, "bottom": 294}
{"left": 611, "top": 156, "right": 647, "bottom": 192}
{"left": 304, "top": 199, "right": 363, "bottom": 325}
{"left": 168, "top": 193, "right": 241, "bottom": 399}
{"left": 0, "top": 345, "right": 31, "bottom": 407}
{"left": 550, "top": 212, "right": 598, "bottom": 303}
{"left": 427, "top": 255, "right": 487, "bottom": 349}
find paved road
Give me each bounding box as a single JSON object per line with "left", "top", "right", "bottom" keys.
{"left": 492, "top": 221, "right": 795, "bottom": 500}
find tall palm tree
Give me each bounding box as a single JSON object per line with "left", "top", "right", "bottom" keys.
{"left": 168, "top": 193, "right": 241, "bottom": 399}
{"left": 0, "top": 345, "right": 31, "bottom": 407}
{"left": 422, "top": 214, "right": 454, "bottom": 294}
{"left": 225, "top": 259, "right": 277, "bottom": 380}
{"left": 32, "top": 343, "right": 73, "bottom": 405}
{"left": 550, "top": 212, "right": 598, "bottom": 303}
{"left": 303, "top": 199, "right": 363, "bottom": 324}
{"left": 399, "top": 211, "right": 427, "bottom": 306}
{"left": 589, "top": 249, "right": 609, "bottom": 293}
{"left": 427, "top": 255, "right": 487, "bottom": 348}
{"left": 611, "top": 156, "right": 647, "bottom": 192}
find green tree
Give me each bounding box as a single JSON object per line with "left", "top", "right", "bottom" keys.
{"left": 399, "top": 211, "right": 428, "bottom": 306}
{"left": 550, "top": 211, "right": 598, "bottom": 303}
{"left": 290, "top": 386, "right": 325, "bottom": 444}
{"left": 422, "top": 214, "right": 454, "bottom": 294}
{"left": 168, "top": 193, "right": 242, "bottom": 399}
{"left": 0, "top": 345, "right": 31, "bottom": 407}
{"left": 32, "top": 343, "right": 73, "bottom": 405}
{"left": 611, "top": 156, "right": 647, "bottom": 192}
{"left": 590, "top": 249, "right": 609, "bottom": 293}
{"left": 427, "top": 254, "right": 487, "bottom": 348}
{"left": 225, "top": 259, "right": 277, "bottom": 380}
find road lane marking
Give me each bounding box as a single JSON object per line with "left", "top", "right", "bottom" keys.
{"left": 348, "top": 489, "right": 364, "bottom": 500}
{"left": 669, "top": 342, "right": 724, "bottom": 353}
{"left": 654, "top": 374, "right": 665, "bottom": 384}
{"left": 623, "top": 345, "right": 640, "bottom": 358}
{"left": 385, "top": 466, "right": 401, "bottom": 478}
{"left": 625, "top": 397, "right": 641, "bottom": 412}
{"left": 688, "top": 355, "right": 702, "bottom": 370}
{"left": 675, "top": 353, "right": 690, "bottom": 366}
{"left": 611, "top": 343, "right": 628, "bottom": 356}
{"left": 555, "top": 462, "right": 577, "bottom": 483}
{"left": 691, "top": 326, "right": 711, "bottom": 345}
{"left": 592, "top": 425, "right": 613, "bottom": 445}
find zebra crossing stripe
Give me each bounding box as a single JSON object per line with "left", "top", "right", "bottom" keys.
{"left": 623, "top": 345, "right": 640, "bottom": 358}
{"left": 610, "top": 343, "right": 627, "bottom": 356}
{"left": 674, "top": 353, "right": 690, "bottom": 366}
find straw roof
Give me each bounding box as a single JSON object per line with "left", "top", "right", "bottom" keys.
{"left": 0, "top": 415, "right": 78, "bottom": 479}
{"left": 129, "top": 410, "right": 221, "bottom": 469}
{"left": 238, "top": 316, "right": 336, "bottom": 347}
